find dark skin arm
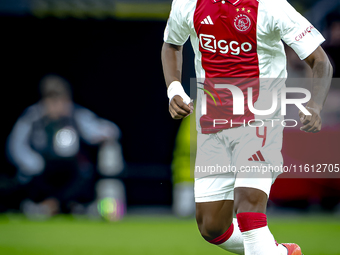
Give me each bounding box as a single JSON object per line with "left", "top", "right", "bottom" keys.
{"left": 161, "top": 42, "right": 191, "bottom": 119}
{"left": 300, "top": 46, "right": 333, "bottom": 132}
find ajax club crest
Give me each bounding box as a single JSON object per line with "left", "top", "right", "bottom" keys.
{"left": 234, "top": 14, "right": 251, "bottom": 32}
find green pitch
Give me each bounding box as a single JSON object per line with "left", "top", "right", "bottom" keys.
{"left": 0, "top": 214, "right": 339, "bottom": 255}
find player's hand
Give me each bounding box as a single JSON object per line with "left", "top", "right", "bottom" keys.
{"left": 299, "top": 103, "right": 322, "bottom": 133}
{"left": 169, "top": 95, "right": 192, "bottom": 119}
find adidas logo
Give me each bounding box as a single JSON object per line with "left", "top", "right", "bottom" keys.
{"left": 248, "top": 150, "right": 265, "bottom": 162}
{"left": 201, "top": 15, "right": 214, "bottom": 25}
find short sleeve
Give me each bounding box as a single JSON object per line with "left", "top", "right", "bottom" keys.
{"left": 164, "top": 0, "right": 190, "bottom": 46}
{"left": 274, "top": 0, "right": 325, "bottom": 60}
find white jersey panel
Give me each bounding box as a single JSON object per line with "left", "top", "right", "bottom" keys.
{"left": 255, "top": 0, "right": 325, "bottom": 121}
{"left": 164, "top": 0, "right": 195, "bottom": 46}
{"left": 164, "top": 0, "right": 204, "bottom": 81}
{"left": 265, "top": 0, "right": 325, "bottom": 60}
{"left": 255, "top": 0, "right": 288, "bottom": 121}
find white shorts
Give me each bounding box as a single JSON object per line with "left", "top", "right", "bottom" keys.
{"left": 194, "top": 121, "right": 284, "bottom": 203}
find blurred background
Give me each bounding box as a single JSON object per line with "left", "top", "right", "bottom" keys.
{"left": 0, "top": 0, "right": 339, "bottom": 254}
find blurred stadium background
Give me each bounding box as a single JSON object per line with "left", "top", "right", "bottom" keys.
{"left": 1, "top": 0, "right": 339, "bottom": 254}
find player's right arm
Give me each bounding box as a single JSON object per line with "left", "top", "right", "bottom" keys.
{"left": 162, "top": 0, "right": 191, "bottom": 119}
{"left": 162, "top": 43, "right": 191, "bottom": 119}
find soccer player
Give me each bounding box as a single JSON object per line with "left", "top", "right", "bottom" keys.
{"left": 161, "top": 0, "right": 332, "bottom": 255}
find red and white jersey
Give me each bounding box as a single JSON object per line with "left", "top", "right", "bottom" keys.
{"left": 164, "top": 0, "right": 325, "bottom": 134}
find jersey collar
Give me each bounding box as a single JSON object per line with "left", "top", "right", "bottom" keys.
{"left": 211, "top": 0, "right": 243, "bottom": 6}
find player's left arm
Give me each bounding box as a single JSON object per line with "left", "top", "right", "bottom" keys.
{"left": 270, "top": 0, "right": 333, "bottom": 133}
{"left": 300, "top": 46, "right": 333, "bottom": 133}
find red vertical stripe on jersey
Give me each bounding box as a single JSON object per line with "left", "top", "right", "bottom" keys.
{"left": 194, "top": 0, "right": 260, "bottom": 134}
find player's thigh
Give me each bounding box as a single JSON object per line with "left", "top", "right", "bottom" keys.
{"left": 195, "top": 132, "right": 235, "bottom": 203}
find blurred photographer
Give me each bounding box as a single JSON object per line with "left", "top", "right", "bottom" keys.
{"left": 7, "top": 74, "right": 125, "bottom": 219}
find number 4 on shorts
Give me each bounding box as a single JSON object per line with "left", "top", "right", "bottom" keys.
{"left": 256, "top": 126, "right": 267, "bottom": 147}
